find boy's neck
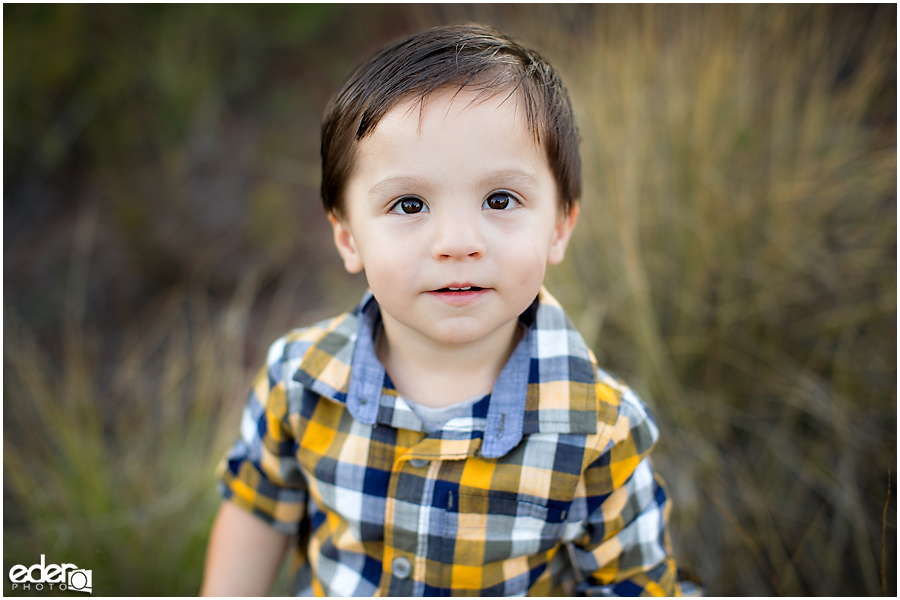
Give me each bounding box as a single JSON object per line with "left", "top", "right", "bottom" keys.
{"left": 376, "top": 313, "right": 523, "bottom": 409}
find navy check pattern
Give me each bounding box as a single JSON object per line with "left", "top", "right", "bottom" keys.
{"left": 219, "top": 288, "right": 679, "bottom": 595}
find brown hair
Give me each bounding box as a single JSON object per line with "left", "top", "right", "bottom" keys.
{"left": 321, "top": 24, "right": 581, "bottom": 219}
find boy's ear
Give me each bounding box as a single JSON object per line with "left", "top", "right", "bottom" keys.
{"left": 547, "top": 203, "right": 579, "bottom": 265}
{"left": 328, "top": 213, "right": 364, "bottom": 274}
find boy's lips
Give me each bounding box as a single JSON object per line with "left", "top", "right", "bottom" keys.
{"left": 426, "top": 284, "right": 490, "bottom": 305}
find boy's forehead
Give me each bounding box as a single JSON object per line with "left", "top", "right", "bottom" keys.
{"left": 379, "top": 86, "right": 531, "bottom": 134}
{"left": 356, "top": 89, "right": 544, "bottom": 174}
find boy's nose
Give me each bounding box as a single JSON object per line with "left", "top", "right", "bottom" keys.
{"left": 431, "top": 209, "right": 485, "bottom": 261}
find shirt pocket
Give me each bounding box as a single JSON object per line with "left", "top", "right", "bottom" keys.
{"left": 451, "top": 493, "right": 569, "bottom": 565}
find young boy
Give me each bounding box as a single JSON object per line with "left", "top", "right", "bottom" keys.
{"left": 202, "top": 24, "right": 679, "bottom": 596}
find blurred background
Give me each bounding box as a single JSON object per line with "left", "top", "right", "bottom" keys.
{"left": 4, "top": 4, "right": 896, "bottom": 596}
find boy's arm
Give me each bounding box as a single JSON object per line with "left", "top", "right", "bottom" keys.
{"left": 200, "top": 501, "right": 291, "bottom": 596}
{"left": 204, "top": 337, "right": 312, "bottom": 595}
{"left": 570, "top": 387, "right": 679, "bottom": 596}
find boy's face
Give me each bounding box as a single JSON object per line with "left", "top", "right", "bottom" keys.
{"left": 330, "top": 87, "right": 578, "bottom": 350}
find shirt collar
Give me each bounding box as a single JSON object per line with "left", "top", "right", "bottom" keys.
{"left": 293, "top": 288, "right": 600, "bottom": 458}
{"left": 343, "top": 291, "right": 385, "bottom": 426}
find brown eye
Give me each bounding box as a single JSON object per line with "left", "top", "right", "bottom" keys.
{"left": 483, "top": 192, "right": 517, "bottom": 210}
{"left": 393, "top": 197, "right": 427, "bottom": 214}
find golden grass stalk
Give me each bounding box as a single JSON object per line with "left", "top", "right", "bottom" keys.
{"left": 532, "top": 5, "right": 895, "bottom": 595}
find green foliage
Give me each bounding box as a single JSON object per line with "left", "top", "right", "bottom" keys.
{"left": 4, "top": 4, "right": 895, "bottom": 596}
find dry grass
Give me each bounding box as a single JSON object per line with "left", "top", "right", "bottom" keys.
{"left": 536, "top": 5, "right": 896, "bottom": 595}
{"left": 4, "top": 205, "right": 252, "bottom": 593}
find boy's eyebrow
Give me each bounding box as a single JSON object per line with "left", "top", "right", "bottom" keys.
{"left": 368, "top": 169, "right": 541, "bottom": 199}
{"left": 478, "top": 169, "right": 542, "bottom": 191}
{"left": 368, "top": 176, "right": 433, "bottom": 199}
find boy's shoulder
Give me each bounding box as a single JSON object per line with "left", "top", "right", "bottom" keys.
{"left": 264, "top": 303, "right": 362, "bottom": 398}
{"left": 272, "top": 307, "right": 359, "bottom": 362}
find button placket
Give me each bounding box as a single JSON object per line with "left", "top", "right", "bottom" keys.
{"left": 414, "top": 459, "right": 442, "bottom": 594}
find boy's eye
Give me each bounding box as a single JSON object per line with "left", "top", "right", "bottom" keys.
{"left": 483, "top": 191, "right": 519, "bottom": 211}
{"left": 390, "top": 196, "right": 428, "bottom": 214}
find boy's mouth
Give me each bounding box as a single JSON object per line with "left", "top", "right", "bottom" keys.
{"left": 427, "top": 285, "right": 489, "bottom": 306}
{"left": 434, "top": 286, "right": 484, "bottom": 292}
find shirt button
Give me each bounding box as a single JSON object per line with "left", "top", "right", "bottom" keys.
{"left": 409, "top": 458, "right": 429, "bottom": 468}
{"left": 391, "top": 556, "right": 412, "bottom": 580}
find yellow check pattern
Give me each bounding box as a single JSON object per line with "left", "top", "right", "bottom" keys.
{"left": 218, "top": 289, "right": 680, "bottom": 596}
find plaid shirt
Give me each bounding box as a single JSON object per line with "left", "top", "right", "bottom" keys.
{"left": 219, "top": 288, "right": 679, "bottom": 596}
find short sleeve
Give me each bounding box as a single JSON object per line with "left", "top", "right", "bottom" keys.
{"left": 570, "top": 386, "right": 679, "bottom": 596}
{"left": 217, "top": 338, "right": 309, "bottom": 535}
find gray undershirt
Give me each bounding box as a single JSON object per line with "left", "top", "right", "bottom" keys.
{"left": 404, "top": 393, "right": 487, "bottom": 433}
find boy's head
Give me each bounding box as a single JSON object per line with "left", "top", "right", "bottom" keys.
{"left": 321, "top": 25, "right": 581, "bottom": 350}
{"left": 321, "top": 24, "right": 581, "bottom": 220}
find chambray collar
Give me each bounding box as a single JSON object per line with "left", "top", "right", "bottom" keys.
{"left": 293, "top": 288, "right": 601, "bottom": 458}
{"left": 344, "top": 291, "right": 532, "bottom": 458}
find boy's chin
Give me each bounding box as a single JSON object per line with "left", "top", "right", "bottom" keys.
{"left": 414, "top": 318, "right": 520, "bottom": 349}
{"left": 377, "top": 298, "right": 525, "bottom": 349}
